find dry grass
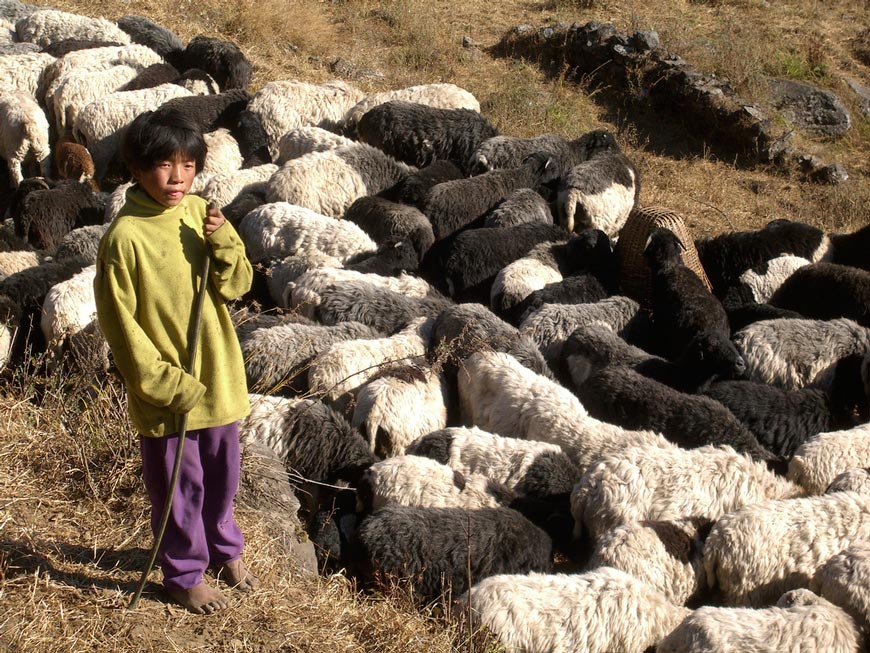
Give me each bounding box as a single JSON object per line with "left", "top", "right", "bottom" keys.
{"left": 1, "top": 0, "right": 869, "bottom": 650}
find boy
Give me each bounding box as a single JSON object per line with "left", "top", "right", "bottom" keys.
{"left": 95, "top": 107, "right": 258, "bottom": 614}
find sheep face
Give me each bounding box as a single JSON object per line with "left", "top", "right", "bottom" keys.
{"left": 643, "top": 227, "right": 685, "bottom": 270}
{"left": 683, "top": 331, "right": 747, "bottom": 381}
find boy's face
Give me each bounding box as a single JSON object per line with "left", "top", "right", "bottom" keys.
{"left": 132, "top": 154, "right": 197, "bottom": 208}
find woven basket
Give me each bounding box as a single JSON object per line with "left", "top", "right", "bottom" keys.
{"left": 615, "top": 205, "right": 713, "bottom": 306}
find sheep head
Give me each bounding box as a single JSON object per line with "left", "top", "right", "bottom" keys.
{"left": 643, "top": 227, "right": 686, "bottom": 271}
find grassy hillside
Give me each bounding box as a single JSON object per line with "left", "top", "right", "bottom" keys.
{"left": 1, "top": 0, "right": 868, "bottom": 651}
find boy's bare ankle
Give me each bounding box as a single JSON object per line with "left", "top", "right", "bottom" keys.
{"left": 167, "top": 581, "right": 228, "bottom": 614}
{"left": 215, "top": 558, "right": 260, "bottom": 591}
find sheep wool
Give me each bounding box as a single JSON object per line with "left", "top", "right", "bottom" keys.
{"left": 238, "top": 201, "right": 377, "bottom": 264}
{"left": 189, "top": 128, "right": 243, "bottom": 195}
{"left": 589, "top": 517, "right": 711, "bottom": 606}
{"left": 287, "top": 266, "right": 432, "bottom": 317}
{"left": 810, "top": 542, "right": 870, "bottom": 632}
{"left": 734, "top": 254, "right": 810, "bottom": 304}
{"left": 734, "top": 317, "right": 870, "bottom": 390}
{"left": 573, "top": 444, "right": 801, "bottom": 542}
{"left": 50, "top": 64, "right": 140, "bottom": 134}
{"left": 239, "top": 393, "right": 375, "bottom": 486}
{"left": 461, "top": 568, "right": 691, "bottom": 653}
{"left": 0, "top": 51, "right": 54, "bottom": 99}
{"left": 406, "top": 426, "right": 580, "bottom": 499}
{"left": 198, "top": 163, "right": 278, "bottom": 210}
{"left": 307, "top": 316, "right": 433, "bottom": 409}
{"left": 276, "top": 125, "right": 355, "bottom": 164}
{"left": 788, "top": 423, "right": 870, "bottom": 494}
{"left": 357, "top": 455, "right": 514, "bottom": 513}
{"left": 248, "top": 80, "right": 364, "bottom": 159}
{"left": 39, "top": 263, "right": 96, "bottom": 355}
{"left": 351, "top": 365, "right": 448, "bottom": 457}
{"left": 355, "top": 503, "right": 552, "bottom": 602}
{"left": 15, "top": 9, "right": 132, "bottom": 49}
{"left": 0, "top": 250, "right": 41, "bottom": 277}
{"left": 458, "top": 350, "right": 673, "bottom": 474}
{"left": 657, "top": 588, "right": 862, "bottom": 653}
{"left": 704, "top": 491, "right": 870, "bottom": 607}
{"left": 265, "top": 143, "right": 412, "bottom": 218}
{"left": 73, "top": 82, "right": 194, "bottom": 180}
{"left": 0, "top": 90, "right": 51, "bottom": 185}
{"left": 341, "top": 82, "right": 480, "bottom": 136}
{"left": 825, "top": 467, "right": 870, "bottom": 494}
{"left": 238, "top": 319, "right": 381, "bottom": 395}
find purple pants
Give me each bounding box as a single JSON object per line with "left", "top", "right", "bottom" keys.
{"left": 140, "top": 422, "right": 244, "bottom": 590}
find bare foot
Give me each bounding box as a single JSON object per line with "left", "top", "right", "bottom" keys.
{"left": 215, "top": 558, "right": 260, "bottom": 591}
{"left": 167, "top": 582, "right": 228, "bottom": 614}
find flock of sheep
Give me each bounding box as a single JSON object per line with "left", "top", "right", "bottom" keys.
{"left": 2, "top": 2, "right": 870, "bottom": 651}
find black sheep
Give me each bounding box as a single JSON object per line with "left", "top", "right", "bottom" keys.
{"left": 702, "top": 357, "right": 868, "bottom": 458}
{"left": 116, "top": 14, "right": 185, "bottom": 60}
{"left": 377, "top": 159, "right": 464, "bottom": 208}
{"left": 357, "top": 100, "right": 498, "bottom": 172}
{"left": 441, "top": 222, "right": 569, "bottom": 303}
{"left": 769, "top": 261, "right": 870, "bottom": 327}
{"left": 644, "top": 227, "right": 745, "bottom": 378}
{"left": 157, "top": 89, "right": 250, "bottom": 135}
{"left": 353, "top": 504, "right": 553, "bottom": 601}
{"left": 568, "top": 363, "right": 779, "bottom": 466}
{"left": 343, "top": 195, "right": 435, "bottom": 261}
{"left": 169, "top": 35, "right": 252, "bottom": 91}
{"left": 11, "top": 180, "right": 103, "bottom": 252}
{"left": 694, "top": 218, "right": 827, "bottom": 298}
{"left": 422, "top": 152, "right": 561, "bottom": 241}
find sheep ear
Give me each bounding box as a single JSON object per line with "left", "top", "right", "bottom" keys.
{"left": 644, "top": 232, "right": 654, "bottom": 250}
{"left": 677, "top": 237, "right": 688, "bottom": 253}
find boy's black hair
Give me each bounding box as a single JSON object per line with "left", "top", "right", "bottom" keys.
{"left": 121, "top": 106, "right": 208, "bottom": 173}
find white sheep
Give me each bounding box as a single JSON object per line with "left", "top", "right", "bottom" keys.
{"left": 734, "top": 317, "right": 870, "bottom": 390}
{"left": 341, "top": 82, "right": 480, "bottom": 136}
{"left": 0, "top": 50, "right": 55, "bottom": 100}
{"left": 189, "top": 128, "right": 242, "bottom": 195}
{"left": 0, "top": 250, "right": 42, "bottom": 277}
{"left": 573, "top": 444, "right": 802, "bottom": 541}
{"left": 42, "top": 44, "right": 162, "bottom": 108}
{"left": 103, "top": 180, "right": 133, "bottom": 223}
{"left": 788, "top": 423, "right": 870, "bottom": 494}
{"left": 40, "top": 263, "right": 96, "bottom": 358}
{"left": 276, "top": 125, "right": 355, "bottom": 164}
{"left": 825, "top": 467, "right": 870, "bottom": 494}
{"left": 457, "top": 350, "right": 673, "bottom": 475}
{"left": 491, "top": 256, "right": 563, "bottom": 318}
{"left": 73, "top": 82, "right": 194, "bottom": 181}
{"left": 15, "top": 9, "right": 132, "bottom": 49}
{"left": 265, "top": 143, "right": 412, "bottom": 218}
{"left": 198, "top": 163, "right": 278, "bottom": 210}
{"left": 351, "top": 364, "right": 448, "bottom": 457}
{"left": 0, "top": 91, "right": 51, "bottom": 185}
{"left": 810, "top": 543, "right": 870, "bottom": 632}
{"left": 657, "top": 588, "right": 863, "bottom": 653}
{"left": 733, "top": 254, "right": 811, "bottom": 304}
{"left": 704, "top": 491, "right": 870, "bottom": 606}
{"left": 265, "top": 249, "right": 342, "bottom": 307}
{"left": 247, "top": 80, "right": 364, "bottom": 159}
{"left": 406, "top": 426, "right": 580, "bottom": 498}
{"left": 307, "top": 316, "right": 432, "bottom": 410}
{"left": 50, "top": 64, "right": 140, "bottom": 134}
{"left": 589, "top": 517, "right": 711, "bottom": 606}
{"left": 287, "top": 266, "right": 433, "bottom": 316}
{"left": 460, "top": 568, "right": 691, "bottom": 653}
{"left": 519, "top": 295, "right": 645, "bottom": 363}
{"left": 358, "top": 455, "right": 513, "bottom": 513}
{"left": 0, "top": 323, "right": 12, "bottom": 371}
{"left": 237, "top": 201, "right": 376, "bottom": 264}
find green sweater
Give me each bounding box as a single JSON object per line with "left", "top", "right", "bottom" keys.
{"left": 95, "top": 187, "right": 253, "bottom": 437}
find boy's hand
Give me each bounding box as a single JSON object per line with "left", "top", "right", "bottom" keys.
{"left": 204, "top": 204, "right": 226, "bottom": 237}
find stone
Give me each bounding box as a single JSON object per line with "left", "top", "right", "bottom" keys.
{"left": 238, "top": 440, "right": 318, "bottom": 575}
{"left": 769, "top": 78, "right": 852, "bottom": 137}
{"left": 844, "top": 77, "right": 870, "bottom": 120}
{"left": 633, "top": 30, "right": 660, "bottom": 52}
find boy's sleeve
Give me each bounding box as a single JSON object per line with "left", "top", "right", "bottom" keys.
{"left": 206, "top": 221, "right": 253, "bottom": 302}
{"left": 95, "top": 249, "right": 206, "bottom": 414}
